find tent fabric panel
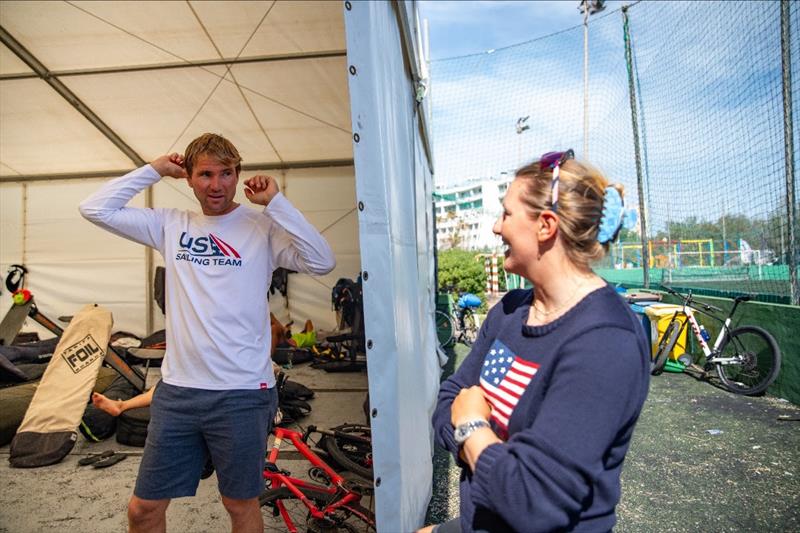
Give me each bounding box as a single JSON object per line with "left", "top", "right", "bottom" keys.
{"left": 24, "top": 180, "right": 145, "bottom": 263}
{"left": 345, "top": 2, "right": 438, "bottom": 530}
{"left": 0, "top": 183, "right": 24, "bottom": 266}
{"left": 163, "top": 73, "right": 282, "bottom": 165}
{"left": 0, "top": 79, "right": 136, "bottom": 175}
{"left": 23, "top": 258, "right": 147, "bottom": 339}
{"left": 60, "top": 66, "right": 239, "bottom": 163}
{"left": 0, "top": 42, "right": 32, "bottom": 75}
{"left": 192, "top": 0, "right": 345, "bottom": 58}
{"left": 21, "top": 180, "right": 148, "bottom": 335}
{"left": 231, "top": 58, "right": 352, "bottom": 131}
{"left": 231, "top": 59, "right": 353, "bottom": 162}
{"left": 0, "top": 1, "right": 219, "bottom": 72}
{"left": 279, "top": 166, "right": 359, "bottom": 331}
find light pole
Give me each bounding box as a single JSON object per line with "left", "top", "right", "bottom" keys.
{"left": 516, "top": 115, "right": 530, "bottom": 166}
{"left": 579, "top": 0, "right": 606, "bottom": 159}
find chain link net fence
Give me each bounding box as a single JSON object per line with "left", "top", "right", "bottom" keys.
{"left": 430, "top": 0, "right": 799, "bottom": 304}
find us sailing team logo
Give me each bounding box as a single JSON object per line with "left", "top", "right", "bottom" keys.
{"left": 175, "top": 232, "right": 242, "bottom": 266}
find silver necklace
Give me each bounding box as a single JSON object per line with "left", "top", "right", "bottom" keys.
{"left": 532, "top": 277, "right": 591, "bottom": 318}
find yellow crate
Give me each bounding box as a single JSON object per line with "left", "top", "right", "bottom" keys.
{"left": 644, "top": 304, "right": 688, "bottom": 360}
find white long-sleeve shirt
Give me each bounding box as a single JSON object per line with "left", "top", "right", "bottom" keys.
{"left": 80, "top": 164, "right": 335, "bottom": 390}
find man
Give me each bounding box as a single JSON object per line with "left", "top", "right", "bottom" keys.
{"left": 79, "top": 133, "right": 335, "bottom": 533}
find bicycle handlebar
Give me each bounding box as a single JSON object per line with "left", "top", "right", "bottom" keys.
{"left": 660, "top": 284, "right": 723, "bottom": 314}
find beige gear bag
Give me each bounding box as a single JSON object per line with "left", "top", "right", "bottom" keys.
{"left": 9, "top": 304, "right": 112, "bottom": 467}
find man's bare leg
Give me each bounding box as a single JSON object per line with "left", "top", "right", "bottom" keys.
{"left": 128, "top": 495, "right": 170, "bottom": 533}
{"left": 221, "top": 496, "right": 263, "bottom": 533}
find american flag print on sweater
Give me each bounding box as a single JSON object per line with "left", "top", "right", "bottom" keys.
{"left": 479, "top": 340, "right": 539, "bottom": 439}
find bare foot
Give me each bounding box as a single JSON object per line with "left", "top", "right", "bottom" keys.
{"left": 92, "top": 392, "right": 123, "bottom": 416}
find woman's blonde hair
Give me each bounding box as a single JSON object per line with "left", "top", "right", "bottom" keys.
{"left": 184, "top": 133, "right": 242, "bottom": 177}
{"left": 515, "top": 157, "right": 624, "bottom": 269}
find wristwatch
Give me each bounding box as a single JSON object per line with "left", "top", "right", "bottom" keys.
{"left": 454, "top": 419, "right": 491, "bottom": 446}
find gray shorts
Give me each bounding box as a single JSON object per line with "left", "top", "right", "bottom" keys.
{"left": 134, "top": 382, "right": 278, "bottom": 500}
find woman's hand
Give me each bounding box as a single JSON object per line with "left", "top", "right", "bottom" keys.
{"left": 451, "top": 386, "right": 491, "bottom": 427}
{"left": 451, "top": 386, "right": 501, "bottom": 472}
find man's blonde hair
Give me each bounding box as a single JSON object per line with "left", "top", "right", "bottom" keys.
{"left": 184, "top": 133, "right": 242, "bottom": 177}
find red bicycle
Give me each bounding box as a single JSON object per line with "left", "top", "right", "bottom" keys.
{"left": 260, "top": 425, "right": 376, "bottom": 532}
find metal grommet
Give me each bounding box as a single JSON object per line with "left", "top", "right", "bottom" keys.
{"left": 367, "top": 339, "right": 373, "bottom": 349}
{"left": 353, "top": 133, "right": 360, "bottom": 143}
{"left": 345, "top": 1, "right": 352, "bottom": 10}
{"left": 371, "top": 408, "right": 377, "bottom": 418}
{"left": 375, "top": 477, "right": 381, "bottom": 487}
{"left": 362, "top": 271, "right": 368, "bottom": 281}
{"left": 349, "top": 65, "right": 357, "bottom": 75}
{"left": 358, "top": 201, "right": 364, "bottom": 211}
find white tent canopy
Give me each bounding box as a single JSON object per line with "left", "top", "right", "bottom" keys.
{"left": 0, "top": 1, "right": 438, "bottom": 531}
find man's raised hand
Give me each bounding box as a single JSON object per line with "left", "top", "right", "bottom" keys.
{"left": 244, "top": 175, "right": 279, "bottom": 207}
{"left": 150, "top": 153, "right": 188, "bottom": 180}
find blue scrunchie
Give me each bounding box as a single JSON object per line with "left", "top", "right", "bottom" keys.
{"left": 597, "top": 187, "right": 637, "bottom": 244}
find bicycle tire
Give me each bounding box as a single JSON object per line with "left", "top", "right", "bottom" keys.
{"left": 260, "top": 486, "right": 375, "bottom": 532}
{"left": 323, "top": 424, "right": 373, "bottom": 480}
{"left": 435, "top": 310, "right": 455, "bottom": 348}
{"left": 461, "top": 310, "right": 478, "bottom": 346}
{"left": 652, "top": 320, "right": 680, "bottom": 376}
{"left": 715, "top": 326, "right": 781, "bottom": 396}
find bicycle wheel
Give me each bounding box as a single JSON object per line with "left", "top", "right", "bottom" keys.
{"left": 323, "top": 424, "right": 373, "bottom": 480}
{"left": 715, "top": 326, "right": 780, "bottom": 396}
{"left": 260, "top": 486, "right": 375, "bottom": 532}
{"left": 461, "top": 310, "right": 478, "bottom": 346}
{"left": 435, "top": 310, "right": 455, "bottom": 348}
{"left": 651, "top": 320, "right": 680, "bottom": 376}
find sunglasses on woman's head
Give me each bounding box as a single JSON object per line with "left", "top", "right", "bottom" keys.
{"left": 539, "top": 149, "right": 574, "bottom": 212}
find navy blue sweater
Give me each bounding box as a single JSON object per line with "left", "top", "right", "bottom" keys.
{"left": 433, "top": 285, "right": 650, "bottom": 532}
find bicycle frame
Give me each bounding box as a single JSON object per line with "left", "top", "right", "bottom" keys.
{"left": 264, "top": 427, "right": 369, "bottom": 533}
{"left": 672, "top": 294, "right": 746, "bottom": 366}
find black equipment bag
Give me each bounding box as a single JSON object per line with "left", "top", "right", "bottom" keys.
{"left": 116, "top": 406, "right": 150, "bottom": 447}
{"left": 272, "top": 345, "right": 313, "bottom": 365}
{"left": 275, "top": 372, "right": 314, "bottom": 425}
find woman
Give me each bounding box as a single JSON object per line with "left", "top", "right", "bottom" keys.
{"left": 424, "top": 151, "right": 649, "bottom": 532}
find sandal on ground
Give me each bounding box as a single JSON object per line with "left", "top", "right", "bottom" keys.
{"left": 93, "top": 453, "right": 127, "bottom": 468}
{"left": 77, "top": 450, "right": 114, "bottom": 466}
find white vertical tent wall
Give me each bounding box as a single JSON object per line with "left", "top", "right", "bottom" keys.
{"left": 345, "top": 2, "right": 439, "bottom": 530}
{"left": 0, "top": 1, "right": 439, "bottom": 530}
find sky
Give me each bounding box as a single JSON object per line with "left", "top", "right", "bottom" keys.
{"left": 412, "top": 0, "right": 792, "bottom": 240}
{"left": 418, "top": 0, "right": 625, "bottom": 61}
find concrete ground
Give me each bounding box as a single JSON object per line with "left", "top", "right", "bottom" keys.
{"left": 426, "top": 342, "right": 800, "bottom": 532}
{"left": 0, "top": 362, "right": 370, "bottom": 533}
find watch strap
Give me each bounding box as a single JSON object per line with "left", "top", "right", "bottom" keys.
{"left": 454, "top": 419, "right": 491, "bottom": 445}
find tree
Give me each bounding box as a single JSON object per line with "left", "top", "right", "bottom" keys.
{"left": 437, "top": 249, "right": 486, "bottom": 296}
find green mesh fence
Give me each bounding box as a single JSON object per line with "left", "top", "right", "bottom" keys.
{"left": 430, "top": 1, "right": 799, "bottom": 305}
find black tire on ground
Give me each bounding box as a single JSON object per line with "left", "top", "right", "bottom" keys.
{"left": 323, "top": 424, "right": 373, "bottom": 480}
{"left": 652, "top": 320, "right": 681, "bottom": 376}
{"left": 715, "top": 326, "right": 781, "bottom": 396}
{"left": 435, "top": 311, "right": 455, "bottom": 348}
{"left": 260, "top": 485, "right": 375, "bottom": 532}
